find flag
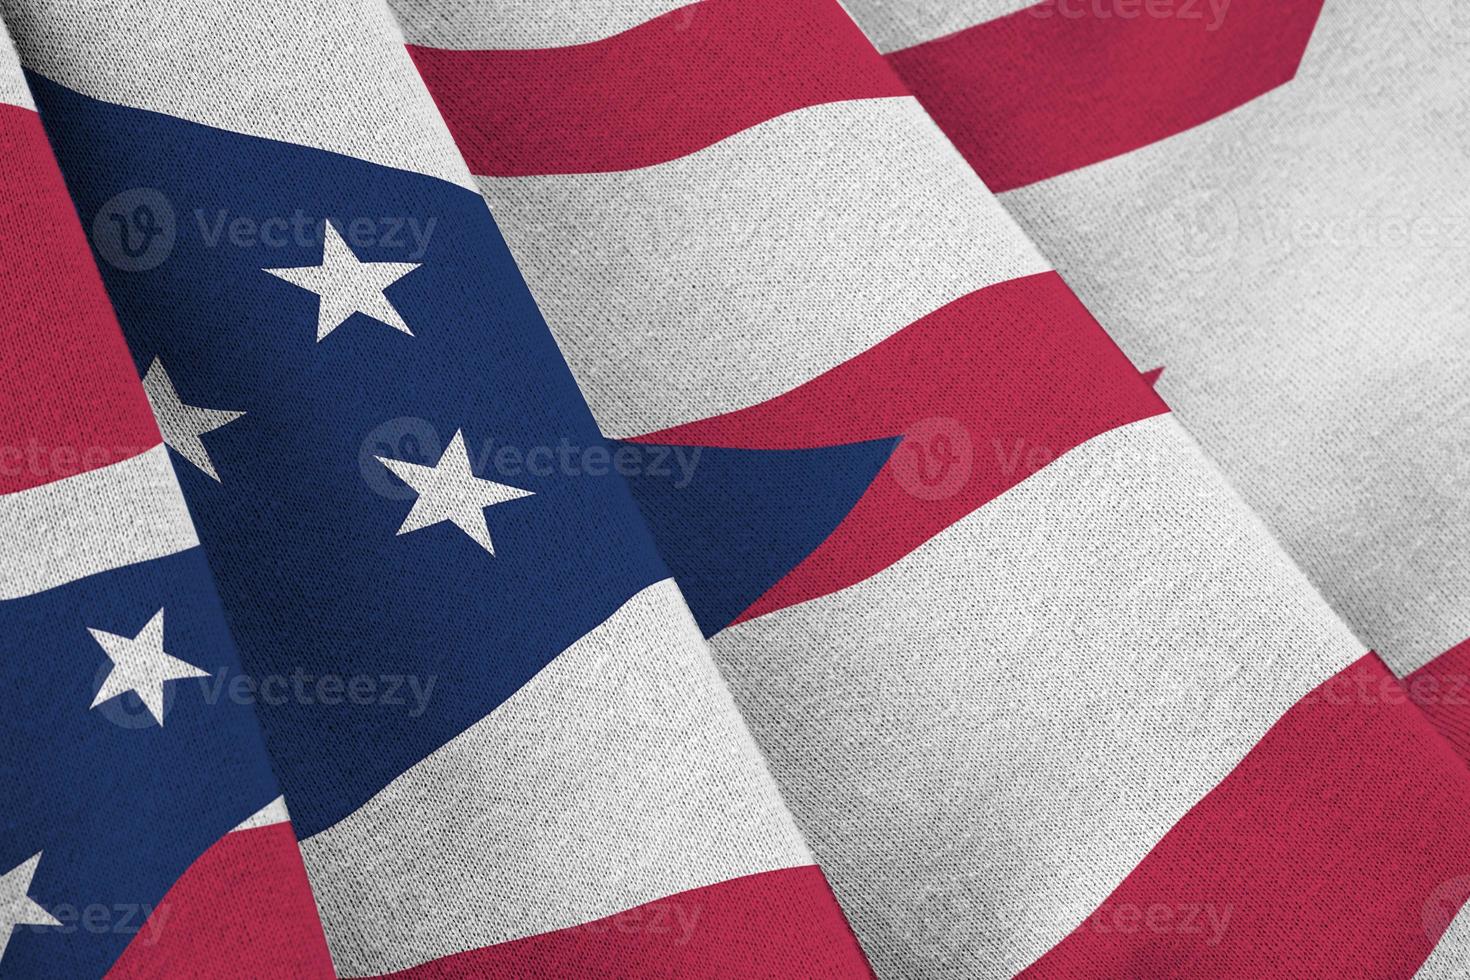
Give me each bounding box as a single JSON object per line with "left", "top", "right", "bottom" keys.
{"left": 859, "top": 0, "right": 1470, "bottom": 706}
{"left": 0, "top": 0, "right": 865, "bottom": 976}
{"left": 1, "top": 0, "right": 1467, "bottom": 977}
{"left": 0, "top": 14, "right": 331, "bottom": 978}
{"left": 394, "top": 0, "right": 1470, "bottom": 974}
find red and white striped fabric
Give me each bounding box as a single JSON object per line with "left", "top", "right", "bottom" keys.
{"left": 2, "top": 0, "right": 1466, "bottom": 976}
{"left": 850, "top": 0, "right": 1470, "bottom": 719}
{"left": 391, "top": 0, "right": 1470, "bottom": 975}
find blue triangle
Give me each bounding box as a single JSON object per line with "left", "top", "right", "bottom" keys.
{"left": 615, "top": 437, "right": 898, "bottom": 636}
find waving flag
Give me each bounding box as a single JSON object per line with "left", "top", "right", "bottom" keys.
{"left": 852, "top": 0, "right": 1470, "bottom": 720}
{"left": 394, "top": 0, "right": 1470, "bottom": 975}
{"left": 0, "top": 16, "right": 330, "bottom": 978}
{"left": 0, "top": 0, "right": 1467, "bottom": 977}
{"left": 0, "top": 0, "right": 867, "bottom": 976}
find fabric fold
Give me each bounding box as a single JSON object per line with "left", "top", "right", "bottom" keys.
{"left": 0, "top": 0, "right": 873, "bottom": 975}
{"left": 0, "top": 15, "right": 332, "bottom": 977}
{"left": 389, "top": 0, "right": 1470, "bottom": 974}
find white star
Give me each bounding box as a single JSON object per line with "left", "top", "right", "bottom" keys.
{"left": 264, "top": 222, "right": 420, "bottom": 341}
{"left": 0, "top": 853, "right": 60, "bottom": 965}
{"left": 89, "top": 609, "right": 210, "bottom": 726}
{"left": 376, "top": 430, "right": 534, "bottom": 555}
{"left": 141, "top": 358, "right": 244, "bottom": 482}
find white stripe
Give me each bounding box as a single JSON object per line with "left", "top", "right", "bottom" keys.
{"left": 0, "top": 14, "right": 32, "bottom": 110}
{"left": 0, "top": 445, "right": 200, "bottom": 599}
{"left": 709, "top": 414, "right": 1363, "bottom": 978}
{"left": 841, "top": 0, "right": 1038, "bottom": 53}
{"left": 389, "top": 0, "right": 694, "bottom": 50}
{"left": 1417, "top": 883, "right": 1470, "bottom": 979}
{"left": 0, "top": 0, "right": 474, "bottom": 189}
{"left": 233, "top": 796, "right": 291, "bottom": 832}
{"left": 996, "top": 0, "right": 1470, "bottom": 673}
{"left": 480, "top": 97, "right": 1049, "bottom": 438}
{"left": 302, "top": 579, "right": 812, "bottom": 977}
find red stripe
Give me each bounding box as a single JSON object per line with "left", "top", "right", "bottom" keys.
{"left": 1021, "top": 654, "right": 1470, "bottom": 977}
{"left": 1407, "top": 638, "right": 1470, "bottom": 766}
{"left": 0, "top": 103, "right": 159, "bottom": 494}
{"left": 407, "top": 0, "right": 905, "bottom": 177}
{"left": 385, "top": 866, "right": 874, "bottom": 979}
{"left": 105, "top": 823, "right": 334, "bottom": 979}
{"left": 887, "top": 0, "right": 1326, "bottom": 192}
{"left": 634, "top": 272, "right": 1167, "bottom": 621}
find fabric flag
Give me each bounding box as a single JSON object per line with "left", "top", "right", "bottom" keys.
{"left": 2, "top": 0, "right": 1468, "bottom": 977}
{"left": 0, "top": 0, "right": 869, "bottom": 976}
{"left": 851, "top": 0, "right": 1470, "bottom": 737}
{"left": 391, "top": 0, "right": 1470, "bottom": 975}
{"left": 0, "top": 15, "right": 331, "bottom": 979}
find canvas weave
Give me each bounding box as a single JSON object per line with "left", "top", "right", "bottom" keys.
{"left": 1, "top": 0, "right": 1466, "bottom": 976}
